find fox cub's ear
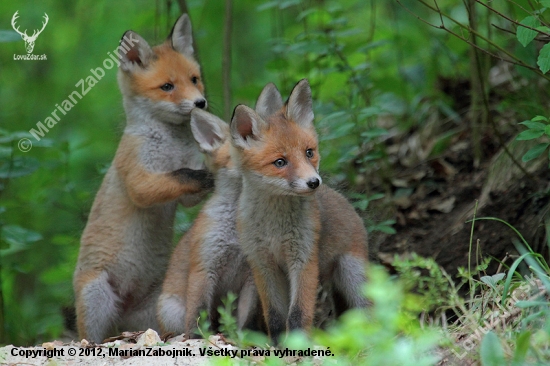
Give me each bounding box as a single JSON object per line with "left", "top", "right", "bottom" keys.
{"left": 287, "top": 79, "right": 314, "bottom": 129}
{"left": 255, "top": 83, "right": 283, "bottom": 120}
{"left": 170, "top": 13, "right": 194, "bottom": 57}
{"left": 190, "top": 110, "right": 228, "bottom": 153}
{"left": 119, "top": 31, "right": 154, "bottom": 72}
{"left": 230, "top": 105, "right": 267, "bottom": 149}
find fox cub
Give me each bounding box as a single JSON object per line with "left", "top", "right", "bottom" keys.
{"left": 157, "top": 85, "right": 282, "bottom": 336}
{"left": 73, "top": 13, "right": 213, "bottom": 343}
{"left": 230, "top": 79, "right": 369, "bottom": 341}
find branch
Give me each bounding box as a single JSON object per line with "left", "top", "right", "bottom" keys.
{"left": 222, "top": 0, "right": 233, "bottom": 121}
{"left": 398, "top": 0, "right": 550, "bottom": 81}
{"left": 476, "top": 0, "right": 550, "bottom": 37}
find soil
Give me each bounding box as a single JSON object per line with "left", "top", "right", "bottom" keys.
{"left": 372, "top": 123, "right": 550, "bottom": 278}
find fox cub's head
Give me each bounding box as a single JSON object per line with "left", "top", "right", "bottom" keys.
{"left": 230, "top": 79, "right": 321, "bottom": 196}
{"left": 117, "top": 13, "right": 206, "bottom": 124}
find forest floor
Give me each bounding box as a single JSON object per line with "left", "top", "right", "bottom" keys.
{"left": 370, "top": 112, "right": 550, "bottom": 278}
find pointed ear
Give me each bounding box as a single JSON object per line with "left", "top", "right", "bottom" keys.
{"left": 230, "top": 105, "right": 266, "bottom": 149}
{"left": 170, "top": 13, "right": 194, "bottom": 57}
{"left": 286, "top": 79, "right": 314, "bottom": 128}
{"left": 255, "top": 83, "right": 283, "bottom": 119}
{"left": 119, "top": 31, "right": 154, "bottom": 72}
{"left": 190, "top": 109, "right": 228, "bottom": 153}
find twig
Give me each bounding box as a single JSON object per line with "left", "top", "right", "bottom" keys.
{"left": 476, "top": 0, "right": 550, "bottom": 37}
{"left": 396, "top": 0, "right": 550, "bottom": 75}
{"left": 397, "top": 0, "right": 550, "bottom": 80}
{"left": 222, "top": 0, "right": 233, "bottom": 121}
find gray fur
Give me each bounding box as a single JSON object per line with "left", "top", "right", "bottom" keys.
{"left": 119, "top": 31, "right": 154, "bottom": 72}
{"left": 286, "top": 79, "right": 314, "bottom": 128}
{"left": 230, "top": 105, "right": 267, "bottom": 149}
{"left": 237, "top": 178, "right": 318, "bottom": 323}
{"left": 190, "top": 109, "right": 226, "bottom": 153}
{"left": 255, "top": 83, "right": 283, "bottom": 120}
{"left": 184, "top": 111, "right": 258, "bottom": 333}
{"left": 75, "top": 13, "right": 207, "bottom": 343}
{"left": 171, "top": 14, "right": 194, "bottom": 57}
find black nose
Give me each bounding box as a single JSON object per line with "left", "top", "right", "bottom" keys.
{"left": 194, "top": 99, "right": 206, "bottom": 109}
{"left": 307, "top": 178, "right": 320, "bottom": 190}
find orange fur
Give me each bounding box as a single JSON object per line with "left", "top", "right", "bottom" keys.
{"left": 74, "top": 14, "right": 211, "bottom": 343}
{"left": 129, "top": 44, "right": 204, "bottom": 104}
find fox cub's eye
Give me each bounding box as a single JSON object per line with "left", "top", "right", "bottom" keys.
{"left": 160, "top": 83, "right": 174, "bottom": 92}
{"left": 191, "top": 76, "right": 199, "bottom": 85}
{"left": 306, "top": 149, "right": 314, "bottom": 158}
{"left": 273, "top": 158, "right": 287, "bottom": 168}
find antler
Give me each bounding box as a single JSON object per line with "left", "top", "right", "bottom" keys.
{"left": 29, "top": 13, "right": 48, "bottom": 39}
{"left": 11, "top": 11, "right": 28, "bottom": 38}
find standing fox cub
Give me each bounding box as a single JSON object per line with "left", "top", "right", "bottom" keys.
{"left": 73, "top": 13, "right": 213, "bottom": 343}
{"left": 230, "top": 79, "right": 369, "bottom": 341}
{"left": 157, "top": 85, "right": 282, "bottom": 337}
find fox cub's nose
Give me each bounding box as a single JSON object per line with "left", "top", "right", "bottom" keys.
{"left": 307, "top": 178, "right": 320, "bottom": 190}
{"left": 194, "top": 99, "right": 207, "bottom": 109}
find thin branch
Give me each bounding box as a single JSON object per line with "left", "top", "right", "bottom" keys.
{"left": 404, "top": 0, "right": 550, "bottom": 81}
{"left": 508, "top": 0, "right": 538, "bottom": 18}
{"left": 476, "top": 0, "right": 550, "bottom": 37}
{"left": 222, "top": 0, "right": 233, "bottom": 121}
{"left": 395, "top": 0, "right": 443, "bottom": 30}
{"left": 508, "top": 0, "right": 550, "bottom": 28}
{"left": 397, "top": 0, "right": 529, "bottom": 69}
{"left": 492, "top": 23, "right": 550, "bottom": 42}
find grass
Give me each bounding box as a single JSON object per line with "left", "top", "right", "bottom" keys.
{"left": 187, "top": 215, "right": 550, "bottom": 365}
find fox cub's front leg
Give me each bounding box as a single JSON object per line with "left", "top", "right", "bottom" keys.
{"left": 115, "top": 135, "right": 214, "bottom": 208}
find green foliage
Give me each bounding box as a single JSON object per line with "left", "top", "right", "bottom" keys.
{"left": 515, "top": 4, "right": 550, "bottom": 73}
{"left": 480, "top": 331, "right": 506, "bottom": 366}
{"left": 392, "top": 253, "right": 452, "bottom": 311}
{"left": 1, "top": 2, "right": 550, "bottom": 362}
{"left": 282, "top": 265, "right": 440, "bottom": 366}
{"left": 516, "top": 115, "right": 550, "bottom": 162}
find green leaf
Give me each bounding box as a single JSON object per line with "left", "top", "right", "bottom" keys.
{"left": 545, "top": 124, "right": 550, "bottom": 137}
{"left": 256, "top": 1, "right": 279, "bottom": 11}
{"left": 514, "top": 300, "right": 550, "bottom": 308}
{"left": 522, "top": 143, "right": 549, "bottom": 162}
{"left": 532, "top": 115, "right": 549, "bottom": 122}
{"left": 279, "top": 0, "right": 301, "bottom": 9}
{"left": 352, "top": 200, "right": 369, "bottom": 211}
{"left": 368, "top": 193, "right": 385, "bottom": 201}
{"left": 0, "top": 146, "right": 13, "bottom": 158}
{"left": 0, "top": 30, "right": 21, "bottom": 42}
{"left": 511, "top": 331, "right": 530, "bottom": 366}
{"left": 517, "top": 16, "right": 540, "bottom": 47}
{"left": 360, "top": 128, "right": 388, "bottom": 139}
{"left": 516, "top": 129, "right": 544, "bottom": 140}
{"left": 1, "top": 225, "right": 42, "bottom": 255}
{"left": 519, "top": 121, "right": 546, "bottom": 129}
{"left": 541, "top": 1, "right": 550, "bottom": 8}
{"left": 0, "top": 156, "right": 40, "bottom": 178}
{"left": 480, "top": 331, "right": 506, "bottom": 366}
{"left": 376, "top": 225, "right": 397, "bottom": 234}
{"left": 538, "top": 43, "right": 550, "bottom": 73}
{"left": 480, "top": 273, "right": 505, "bottom": 289}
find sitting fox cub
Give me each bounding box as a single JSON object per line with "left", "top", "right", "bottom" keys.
{"left": 157, "top": 85, "right": 282, "bottom": 337}
{"left": 230, "top": 79, "right": 369, "bottom": 341}
{"left": 73, "top": 13, "right": 213, "bottom": 343}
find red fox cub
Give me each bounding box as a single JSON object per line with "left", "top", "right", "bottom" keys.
{"left": 230, "top": 79, "right": 369, "bottom": 341}
{"left": 157, "top": 85, "right": 282, "bottom": 336}
{"left": 73, "top": 13, "right": 213, "bottom": 343}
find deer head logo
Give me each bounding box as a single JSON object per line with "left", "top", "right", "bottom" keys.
{"left": 11, "top": 11, "right": 49, "bottom": 54}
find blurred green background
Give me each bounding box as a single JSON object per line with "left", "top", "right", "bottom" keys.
{"left": 0, "top": 0, "right": 548, "bottom": 345}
